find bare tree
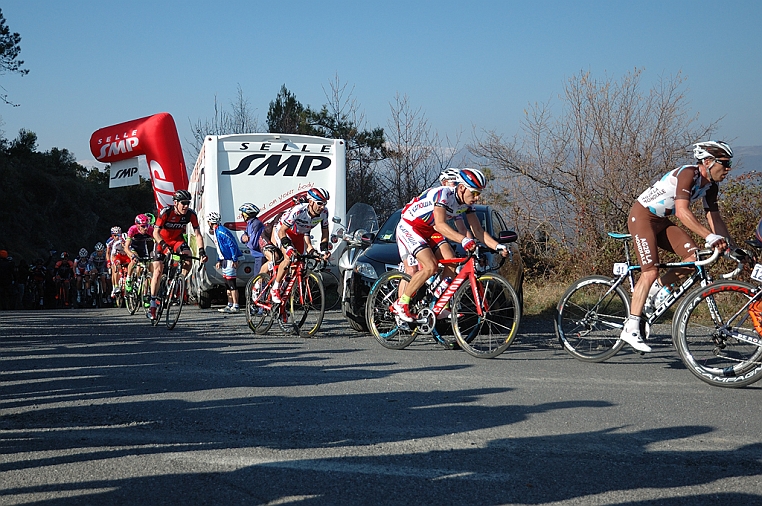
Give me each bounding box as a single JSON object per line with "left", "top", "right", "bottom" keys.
{"left": 471, "top": 68, "right": 717, "bottom": 276}
{"left": 376, "top": 93, "right": 461, "bottom": 217}
{"left": 187, "top": 84, "right": 263, "bottom": 161}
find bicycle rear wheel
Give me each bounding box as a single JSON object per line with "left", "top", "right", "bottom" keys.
{"left": 246, "top": 273, "right": 274, "bottom": 334}
{"left": 290, "top": 271, "right": 325, "bottom": 337}
{"left": 451, "top": 274, "right": 521, "bottom": 358}
{"left": 165, "top": 276, "right": 185, "bottom": 330}
{"left": 675, "top": 280, "right": 762, "bottom": 388}
{"left": 555, "top": 275, "right": 629, "bottom": 362}
{"left": 366, "top": 271, "right": 418, "bottom": 350}
{"left": 320, "top": 270, "right": 341, "bottom": 311}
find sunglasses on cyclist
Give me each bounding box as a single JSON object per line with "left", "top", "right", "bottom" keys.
{"left": 469, "top": 189, "right": 482, "bottom": 197}
{"left": 178, "top": 200, "right": 191, "bottom": 206}
{"left": 714, "top": 158, "right": 732, "bottom": 168}
{"left": 314, "top": 201, "right": 327, "bottom": 207}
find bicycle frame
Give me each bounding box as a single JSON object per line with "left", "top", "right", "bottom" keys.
{"left": 600, "top": 235, "right": 722, "bottom": 329}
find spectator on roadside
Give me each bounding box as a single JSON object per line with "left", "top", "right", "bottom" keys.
{"left": 208, "top": 212, "right": 243, "bottom": 313}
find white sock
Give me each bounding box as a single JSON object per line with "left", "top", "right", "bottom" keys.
{"left": 624, "top": 315, "right": 641, "bottom": 333}
{"left": 647, "top": 280, "right": 662, "bottom": 300}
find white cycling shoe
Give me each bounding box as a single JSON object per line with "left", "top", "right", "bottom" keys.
{"left": 619, "top": 328, "right": 652, "bottom": 353}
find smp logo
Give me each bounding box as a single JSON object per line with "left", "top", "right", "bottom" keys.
{"left": 221, "top": 154, "right": 331, "bottom": 177}
{"left": 111, "top": 166, "right": 139, "bottom": 180}
{"left": 98, "top": 136, "right": 140, "bottom": 159}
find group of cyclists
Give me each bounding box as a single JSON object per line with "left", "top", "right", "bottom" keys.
{"left": 8, "top": 139, "right": 758, "bottom": 357}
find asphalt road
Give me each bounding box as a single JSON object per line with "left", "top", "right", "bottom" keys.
{"left": 1, "top": 307, "right": 761, "bottom": 505}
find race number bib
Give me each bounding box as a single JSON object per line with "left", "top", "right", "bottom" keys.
{"left": 751, "top": 264, "right": 762, "bottom": 283}
{"left": 613, "top": 263, "right": 628, "bottom": 276}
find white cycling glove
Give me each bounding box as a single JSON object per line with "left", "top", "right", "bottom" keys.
{"left": 705, "top": 233, "right": 725, "bottom": 248}
{"left": 495, "top": 244, "right": 508, "bottom": 253}
{"left": 461, "top": 237, "right": 476, "bottom": 252}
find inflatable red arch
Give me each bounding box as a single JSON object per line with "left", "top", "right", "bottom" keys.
{"left": 90, "top": 112, "right": 188, "bottom": 210}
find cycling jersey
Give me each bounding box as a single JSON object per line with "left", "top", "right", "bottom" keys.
{"left": 277, "top": 203, "right": 329, "bottom": 236}
{"left": 401, "top": 186, "right": 474, "bottom": 236}
{"left": 55, "top": 260, "right": 75, "bottom": 279}
{"left": 636, "top": 165, "right": 720, "bottom": 218}
{"left": 29, "top": 265, "right": 46, "bottom": 283}
{"left": 89, "top": 251, "right": 108, "bottom": 274}
{"left": 75, "top": 258, "right": 92, "bottom": 275}
{"left": 127, "top": 224, "right": 156, "bottom": 258}
{"left": 156, "top": 206, "right": 200, "bottom": 244}
{"left": 106, "top": 235, "right": 126, "bottom": 257}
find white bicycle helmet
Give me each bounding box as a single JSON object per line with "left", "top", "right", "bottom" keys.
{"left": 94, "top": 242, "right": 105, "bottom": 251}
{"left": 78, "top": 248, "right": 88, "bottom": 258}
{"left": 692, "top": 141, "right": 733, "bottom": 160}
{"left": 207, "top": 211, "right": 221, "bottom": 224}
{"left": 439, "top": 168, "right": 460, "bottom": 184}
{"left": 239, "top": 202, "right": 260, "bottom": 219}
{"left": 110, "top": 226, "right": 122, "bottom": 235}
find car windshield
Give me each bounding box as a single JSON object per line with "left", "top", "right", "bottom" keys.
{"left": 374, "top": 209, "right": 487, "bottom": 243}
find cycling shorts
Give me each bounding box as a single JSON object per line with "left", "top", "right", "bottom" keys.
{"left": 396, "top": 220, "right": 446, "bottom": 261}
{"left": 275, "top": 228, "right": 307, "bottom": 255}
{"left": 130, "top": 239, "right": 157, "bottom": 260}
{"left": 112, "top": 253, "right": 131, "bottom": 266}
{"left": 627, "top": 202, "right": 699, "bottom": 272}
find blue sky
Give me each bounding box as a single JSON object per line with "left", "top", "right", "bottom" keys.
{"left": 1, "top": 0, "right": 760, "bottom": 168}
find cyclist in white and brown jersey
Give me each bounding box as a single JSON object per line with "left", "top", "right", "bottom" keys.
{"left": 622, "top": 141, "right": 734, "bottom": 352}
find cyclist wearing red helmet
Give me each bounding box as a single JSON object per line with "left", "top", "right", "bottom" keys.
{"left": 622, "top": 141, "right": 735, "bottom": 353}
{"left": 269, "top": 187, "right": 332, "bottom": 304}
{"left": 393, "top": 168, "right": 509, "bottom": 323}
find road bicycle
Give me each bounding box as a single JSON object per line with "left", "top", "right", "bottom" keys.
{"left": 366, "top": 239, "right": 521, "bottom": 359}
{"left": 152, "top": 252, "right": 197, "bottom": 329}
{"left": 671, "top": 238, "right": 762, "bottom": 387}
{"left": 245, "top": 251, "right": 326, "bottom": 337}
{"left": 555, "top": 232, "right": 742, "bottom": 363}
{"left": 125, "top": 257, "right": 152, "bottom": 316}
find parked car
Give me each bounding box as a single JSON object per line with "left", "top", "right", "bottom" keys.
{"left": 347, "top": 205, "right": 524, "bottom": 330}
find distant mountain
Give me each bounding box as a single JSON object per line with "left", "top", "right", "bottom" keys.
{"left": 733, "top": 145, "right": 762, "bottom": 174}
{"left": 456, "top": 145, "right": 762, "bottom": 175}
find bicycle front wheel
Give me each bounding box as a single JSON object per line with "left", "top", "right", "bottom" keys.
{"left": 126, "top": 273, "right": 140, "bottom": 315}
{"left": 246, "top": 273, "right": 274, "bottom": 334}
{"left": 675, "top": 280, "right": 762, "bottom": 388}
{"left": 555, "top": 275, "right": 630, "bottom": 362}
{"left": 165, "top": 276, "right": 185, "bottom": 330}
{"left": 290, "top": 271, "right": 325, "bottom": 337}
{"left": 366, "top": 271, "right": 418, "bottom": 350}
{"left": 451, "top": 274, "right": 521, "bottom": 358}
{"left": 152, "top": 275, "right": 168, "bottom": 326}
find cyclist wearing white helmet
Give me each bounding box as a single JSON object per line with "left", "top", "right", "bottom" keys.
{"left": 207, "top": 211, "right": 244, "bottom": 313}
{"left": 238, "top": 202, "right": 269, "bottom": 277}
{"left": 392, "top": 168, "right": 509, "bottom": 322}
{"left": 270, "top": 187, "right": 332, "bottom": 304}
{"left": 622, "top": 141, "right": 735, "bottom": 353}
{"left": 105, "top": 226, "right": 130, "bottom": 298}
{"left": 74, "top": 248, "right": 93, "bottom": 304}
{"left": 89, "top": 243, "right": 109, "bottom": 304}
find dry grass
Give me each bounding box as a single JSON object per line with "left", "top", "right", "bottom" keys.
{"left": 523, "top": 279, "right": 569, "bottom": 317}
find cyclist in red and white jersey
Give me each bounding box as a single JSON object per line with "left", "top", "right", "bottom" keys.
{"left": 621, "top": 141, "right": 734, "bottom": 352}
{"left": 106, "top": 226, "right": 130, "bottom": 298}
{"left": 393, "top": 168, "right": 509, "bottom": 322}
{"left": 269, "top": 187, "right": 331, "bottom": 304}
{"left": 150, "top": 190, "right": 207, "bottom": 318}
